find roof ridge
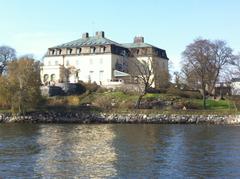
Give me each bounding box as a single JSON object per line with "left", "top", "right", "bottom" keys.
{"left": 121, "top": 42, "right": 165, "bottom": 51}
{"left": 50, "top": 36, "right": 125, "bottom": 48}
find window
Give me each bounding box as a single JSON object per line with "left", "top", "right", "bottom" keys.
{"left": 48, "top": 61, "right": 51, "bottom": 66}
{"left": 43, "top": 74, "right": 49, "bottom": 82}
{"left": 90, "top": 47, "right": 96, "bottom": 53}
{"left": 115, "top": 59, "right": 123, "bottom": 71}
{"left": 55, "top": 61, "right": 58, "bottom": 65}
{"left": 57, "top": 49, "right": 62, "bottom": 55}
{"left": 67, "top": 48, "right": 72, "bottom": 55}
{"left": 100, "top": 46, "right": 106, "bottom": 53}
{"left": 51, "top": 50, "right": 55, "bottom": 55}
{"left": 77, "top": 48, "right": 81, "bottom": 54}
{"left": 66, "top": 60, "right": 70, "bottom": 66}
{"left": 50, "top": 74, "right": 56, "bottom": 82}
{"left": 89, "top": 71, "right": 94, "bottom": 82}
{"left": 162, "top": 51, "right": 165, "bottom": 57}
{"left": 99, "top": 58, "right": 103, "bottom": 64}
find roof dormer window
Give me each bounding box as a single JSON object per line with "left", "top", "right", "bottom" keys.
{"left": 57, "top": 49, "right": 62, "bottom": 55}
{"left": 90, "top": 47, "right": 96, "bottom": 54}
{"left": 162, "top": 51, "right": 166, "bottom": 57}
{"left": 67, "top": 48, "right": 72, "bottom": 55}
{"left": 100, "top": 46, "right": 106, "bottom": 53}
{"left": 50, "top": 50, "right": 55, "bottom": 55}
{"left": 77, "top": 48, "right": 82, "bottom": 54}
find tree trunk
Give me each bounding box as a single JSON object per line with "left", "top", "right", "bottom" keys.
{"left": 201, "top": 82, "right": 207, "bottom": 109}
{"left": 136, "top": 94, "right": 144, "bottom": 109}
{"left": 203, "top": 88, "right": 206, "bottom": 109}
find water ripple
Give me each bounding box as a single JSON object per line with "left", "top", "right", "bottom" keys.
{"left": 0, "top": 124, "right": 240, "bottom": 178}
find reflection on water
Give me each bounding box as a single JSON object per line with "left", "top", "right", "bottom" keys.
{"left": 35, "top": 125, "right": 117, "bottom": 178}
{"left": 0, "top": 124, "right": 240, "bottom": 178}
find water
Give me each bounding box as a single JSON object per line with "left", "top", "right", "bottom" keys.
{"left": 0, "top": 124, "right": 240, "bottom": 178}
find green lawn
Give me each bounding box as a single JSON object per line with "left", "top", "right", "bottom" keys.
{"left": 188, "top": 98, "right": 234, "bottom": 110}
{"left": 0, "top": 92, "right": 238, "bottom": 115}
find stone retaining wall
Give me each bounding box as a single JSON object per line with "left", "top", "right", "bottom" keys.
{"left": 0, "top": 112, "right": 240, "bottom": 124}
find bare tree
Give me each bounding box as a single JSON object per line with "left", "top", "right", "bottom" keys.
{"left": 128, "top": 57, "right": 155, "bottom": 108}
{"left": 173, "top": 71, "right": 185, "bottom": 88}
{"left": 0, "top": 46, "right": 16, "bottom": 75}
{"left": 182, "top": 39, "right": 214, "bottom": 108}
{"left": 182, "top": 38, "right": 235, "bottom": 108}
{"left": 59, "top": 65, "right": 70, "bottom": 83}
{"left": 207, "top": 40, "right": 234, "bottom": 95}
{"left": 229, "top": 53, "right": 240, "bottom": 77}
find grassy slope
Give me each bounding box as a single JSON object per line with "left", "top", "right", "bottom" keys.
{"left": 41, "top": 92, "right": 237, "bottom": 114}
{"left": 0, "top": 91, "right": 237, "bottom": 114}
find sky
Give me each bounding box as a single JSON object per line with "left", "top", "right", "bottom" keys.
{"left": 0, "top": 0, "right": 240, "bottom": 71}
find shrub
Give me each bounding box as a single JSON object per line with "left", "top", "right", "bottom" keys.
{"left": 158, "top": 88, "right": 167, "bottom": 94}
{"left": 92, "top": 95, "right": 113, "bottom": 110}
{"left": 146, "top": 87, "right": 167, "bottom": 94}
{"left": 96, "top": 87, "right": 108, "bottom": 93}
{"left": 167, "top": 86, "right": 182, "bottom": 96}
{"left": 115, "top": 86, "right": 139, "bottom": 96}
{"left": 183, "top": 101, "right": 202, "bottom": 109}
{"left": 167, "top": 86, "right": 202, "bottom": 99}
{"left": 119, "top": 100, "right": 135, "bottom": 109}
{"left": 184, "top": 91, "right": 202, "bottom": 99}
{"left": 47, "top": 97, "right": 68, "bottom": 106}
{"left": 67, "top": 96, "right": 81, "bottom": 106}
{"left": 78, "top": 91, "right": 94, "bottom": 105}
{"left": 172, "top": 101, "right": 201, "bottom": 110}
{"left": 80, "top": 81, "right": 100, "bottom": 93}
{"left": 74, "top": 83, "right": 86, "bottom": 95}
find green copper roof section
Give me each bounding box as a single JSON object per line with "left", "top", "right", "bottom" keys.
{"left": 113, "top": 70, "right": 130, "bottom": 77}
{"left": 51, "top": 36, "right": 125, "bottom": 48}
{"left": 122, "top": 43, "right": 155, "bottom": 48}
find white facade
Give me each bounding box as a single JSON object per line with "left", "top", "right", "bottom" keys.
{"left": 41, "top": 53, "right": 125, "bottom": 85}
{"left": 41, "top": 32, "right": 169, "bottom": 87}
{"left": 231, "top": 81, "right": 240, "bottom": 95}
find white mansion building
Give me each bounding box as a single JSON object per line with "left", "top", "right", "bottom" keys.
{"left": 41, "top": 31, "right": 169, "bottom": 88}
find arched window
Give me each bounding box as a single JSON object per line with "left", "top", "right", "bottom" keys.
{"left": 50, "top": 74, "right": 56, "bottom": 82}
{"left": 43, "top": 74, "right": 49, "bottom": 82}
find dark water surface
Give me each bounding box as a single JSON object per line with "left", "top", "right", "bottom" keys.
{"left": 0, "top": 124, "right": 240, "bottom": 178}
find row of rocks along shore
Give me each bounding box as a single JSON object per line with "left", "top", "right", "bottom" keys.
{"left": 0, "top": 112, "right": 240, "bottom": 124}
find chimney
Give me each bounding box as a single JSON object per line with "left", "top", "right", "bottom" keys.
{"left": 82, "top": 32, "right": 89, "bottom": 39}
{"left": 96, "top": 31, "right": 105, "bottom": 38}
{"left": 134, "top": 36, "right": 144, "bottom": 43}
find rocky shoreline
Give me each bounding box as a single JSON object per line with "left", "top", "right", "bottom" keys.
{"left": 0, "top": 112, "right": 240, "bottom": 124}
